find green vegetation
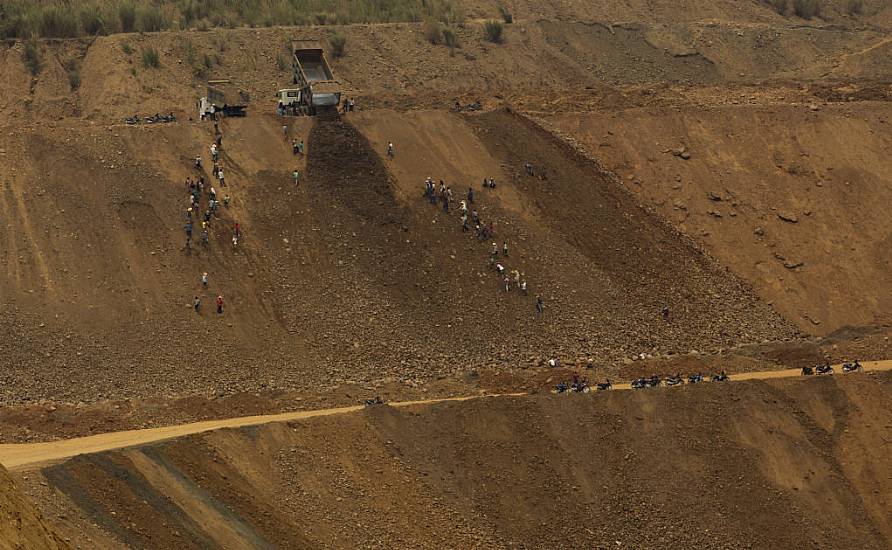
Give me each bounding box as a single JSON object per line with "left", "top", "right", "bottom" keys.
{"left": 329, "top": 32, "right": 346, "bottom": 58}
{"left": 483, "top": 20, "right": 503, "bottom": 43}
{"left": 22, "top": 39, "right": 41, "bottom": 75}
{"left": 68, "top": 68, "right": 81, "bottom": 89}
{"left": 423, "top": 19, "right": 443, "bottom": 45}
{"left": 442, "top": 27, "right": 458, "bottom": 56}
{"left": 767, "top": 0, "right": 787, "bottom": 15}
{"left": 138, "top": 4, "right": 167, "bottom": 32}
{"left": 498, "top": 6, "right": 513, "bottom": 24}
{"left": 118, "top": 1, "right": 137, "bottom": 32}
{"left": 0, "top": 0, "right": 465, "bottom": 39}
{"left": 141, "top": 46, "right": 160, "bottom": 68}
{"left": 792, "top": 0, "right": 821, "bottom": 18}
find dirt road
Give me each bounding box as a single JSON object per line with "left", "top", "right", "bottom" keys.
{"left": 1, "top": 360, "right": 889, "bottom": 471}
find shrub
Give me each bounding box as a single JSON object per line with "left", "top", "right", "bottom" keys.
{"left": 483, "top": 20, "right": 503, "bottom": 43}
{"left": 141, "top": 46, "right": 160, "bottom": 68}
{"left": 139, "top": 5, "right": 166, "bottom": 33}
{"left": 315, "top": 12, "right": 339, "bottom": 25}
{"left": 122, "top": 42, "right": 134, "bottom": 55}
{"left": 68, "top": 68, "right": 81, "bottom": 90}
{"left": 766, "top": 0, "right": 787, "bottom": 14}
{"left": 330, "top": 33, "right": 346, "bottom": 57}
{"left": 22, "top": 40, "right": 41, "bottom": 76}
{"left": 423, "top": 19, "right": 443, "bottom": 44}
{"left": 40, "top": 5, "right": 81, "bottom": 38}
{"left": 845, "top": 0, "right": 863, "bottom": 15}
{"left": 80, "top": 9, "right": 107, "bottom": 36}
{"left": 792, "top": 0, "right": 821, "bottom": 18}
{"left": 431, "top": 0, "right": 465, "bottom": 27}
{"left": 214, "top": 35, "right": 228, "bottom": 52}
{"left": 499, "top": 6, "right": 513, "bottom": 24}
{"left": 119, "top": 2, "right": 137, "bottom": 32}
{"left": 443, "top": 27, "right": 459, "bottom": 55}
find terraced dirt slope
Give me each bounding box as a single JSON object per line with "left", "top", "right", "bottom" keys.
{"left": 0, "top": 465, "right": 69, "bottom": 549}
{"left": 24, "top": 371, "right": 892, "bottom": 549}
{"left": 543, "top": 99, "right": 892, "bottom": 333}
{"left": 0, "top": 110, "right": 794, "bottom": 404}
{"left": 2, "top": 7, "right": 892, "bottom": 122}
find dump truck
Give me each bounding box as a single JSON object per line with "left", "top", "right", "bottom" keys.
{"left": 198, "top": 79, "right": 248, "bottom": 119}
{"left": 286, "top": 40, "right": 341, "bottom": 115}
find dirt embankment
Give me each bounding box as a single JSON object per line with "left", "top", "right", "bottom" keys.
{"left": 18, "top": 370, "right": 892, "bottom": 549}
{"left": 0, "top": 465, "right": 69, "bottom": 549}
{"left": 0, "top": 109, "right": 797, "bottom": 408}
{"left": 542, "top": 100, "right": 892, "bottom": 333}
{"left": 1, "top": 8, "right": 891, "bottom": 123}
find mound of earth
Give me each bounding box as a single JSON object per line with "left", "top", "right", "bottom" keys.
{"left": 0, "top": 108, "right": 795, "bottom": 406}
{"left": 0, "top": 465, "right": 69, "bottom": 549}
{"left": 16, "top": 370, "right": 892, "bottom": 549}
{"left": 542, "top": 98, "right": 892, "bottom": 333}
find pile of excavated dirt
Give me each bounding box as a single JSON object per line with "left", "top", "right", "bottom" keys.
{"left": 19, "top": 371, "right": 892, "bottom": 549}
{"left": 1, "top": 4, "right": 891, "bottom": 122}
{"left": 542, "top": 99, "right": 892, "bottom": 333}
{"left": 0, "top": 109, "right": 796, "bottom": 407}
{"left": 0, "top": 465, "right": 69, "bottom": 549}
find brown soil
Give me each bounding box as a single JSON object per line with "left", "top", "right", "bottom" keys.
{"left": 543, "top": 99, "right": 892, "bottom": 334}
{"left": 2, "top": 0, "right": 892, "bottom": 545}
{"left": 16, "top": 370, "right": 892, "bottom": 549}
{"left": 0, "top": 465, "right": 69, "bottom": 549}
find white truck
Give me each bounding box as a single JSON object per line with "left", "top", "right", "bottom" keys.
{"left": 275, "top": 88, "right": 302, "bottom": 113}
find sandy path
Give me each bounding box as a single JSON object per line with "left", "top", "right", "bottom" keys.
{"left": 1, "top": 360, "right": 890, "bottom": 471}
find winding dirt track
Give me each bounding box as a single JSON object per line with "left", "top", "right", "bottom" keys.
{"left": 1, "top": 360, "right": 890, "bottom": 471}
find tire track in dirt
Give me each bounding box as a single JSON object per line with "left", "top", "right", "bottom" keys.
{"left": 1, "top": 360, "right": 890, "bottom": 471}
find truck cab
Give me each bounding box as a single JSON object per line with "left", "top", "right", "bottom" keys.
{"left": 276, "top": 88, "right": 302, "bottom": 108}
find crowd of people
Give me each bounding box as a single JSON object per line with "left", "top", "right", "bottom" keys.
{"left": 420, "top": 174, "right": 544, "bottom": 317}
{"left": 184, "top": 116, "right": 244, "bottom": 316}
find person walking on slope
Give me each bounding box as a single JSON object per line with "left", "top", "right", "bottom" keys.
{"left": 216, "top": 295, "right": 224, "bottom": 315}
{"left": 467, "top": 186, "right": 474, "bottom": 204}
{"left": 292, "top": 169, "right": 301, "bottom": 186}
{"left": 386, "top": 142, "right": 394, "bottom": 159}
{"left": 503, "top": 241, "right": 509, "bottom": 257}
{"left": 536, "top": 295, "right": 544, "bottom": 317}
{"left": 201, "top": 272, "right": 208, "bottom": 289}
{"left": 210, "top": 143, "right": 218, "bottom": 162}
{"left": 193, "top": 296, "right": 201, "bottom": 313}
